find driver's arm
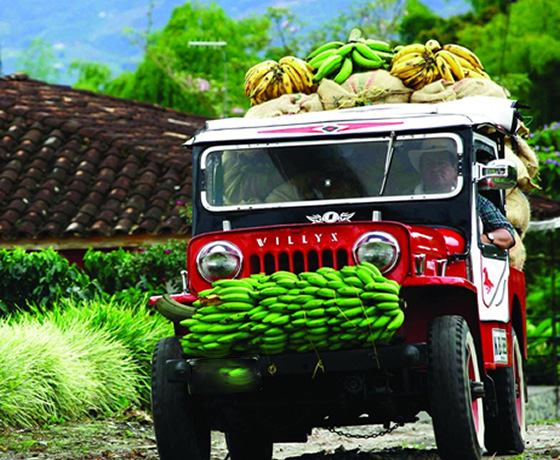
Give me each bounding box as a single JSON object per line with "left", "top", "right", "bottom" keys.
{"left": 478, "top": 195, "right": 515, "bottom": 250}
{"left": 480, "top": 228, "right": 515, "bottom": 249}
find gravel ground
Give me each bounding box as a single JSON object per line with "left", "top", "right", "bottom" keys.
{"left": 1, "top": 410, "right": 559, "bottom": 460}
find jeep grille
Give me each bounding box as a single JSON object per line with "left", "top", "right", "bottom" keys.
{"left": 249, "top": 248, "right": 350, "bottom": 275}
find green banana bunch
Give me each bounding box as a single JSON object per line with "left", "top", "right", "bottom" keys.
{"left": 180, "top": 263, "right": 405, "bottom": 358}
{"left": 306, "top": 28, "right": 395, "bottom": 85}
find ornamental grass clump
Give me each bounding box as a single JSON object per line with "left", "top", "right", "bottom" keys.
{"left": 0, "top": 317, "right": 140, "bottom": 428}
{"left": 8, "top": 295, "right": 172, "bottom": 408}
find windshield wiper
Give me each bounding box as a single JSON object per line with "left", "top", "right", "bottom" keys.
{"left": 379, "top": 131, "right": 397, "bottom": 195}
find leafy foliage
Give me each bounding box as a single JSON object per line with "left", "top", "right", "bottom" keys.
{"left": 69, "top": 60, "right": 113, "bottom": 92}
{"left": 100, "top": 1, "right": 271, "bottom": 118}
{"left": 83, "top": 239, "right": 187, "bottom": 298}
{"left": 15, "top": 38, "right": 61, "bottom": 83}
{"left": 400, "top": 0, "right": 480, "bottom": 46}
{"left": 526, "top": 122, "right": 560, "bottom": 199}
{"left": 0, "top": 247, "right": 96, "bottom": 316}
{"left": 525, "top": 314, "right": 560, "bottom": 385}
{"left": 457, "top": 0, "right": 560, "bottom": 126}
{"left": 0, "top": 240, "right": 187, "bottom": 316}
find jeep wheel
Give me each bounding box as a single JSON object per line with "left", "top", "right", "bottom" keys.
{"left": 151, "top": 337, "right": 211, "bottom": 460}
{"left": 428, "top": 316, "right": 485, "bottom": 460}
{"left": 225, "top": 430, "right": 273, "bottom": 460}
{"left": 484, "top": 330, "right": 526, "bottom": 454}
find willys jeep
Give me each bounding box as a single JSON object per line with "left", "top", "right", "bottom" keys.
{"left": 150, "top": 96, "right": 527, "bottom": 460}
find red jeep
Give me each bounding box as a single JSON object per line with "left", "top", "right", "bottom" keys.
{"left": 150, "top": 96, "right": 527, "bottom": 460}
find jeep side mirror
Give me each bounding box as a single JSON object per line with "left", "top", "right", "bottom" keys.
{"left": 475, "top": 159, "right": 517, "bottom": 190}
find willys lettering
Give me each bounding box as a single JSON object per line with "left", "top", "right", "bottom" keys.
{"left": 256, "top": 233, "right": 339, "bottom": 247}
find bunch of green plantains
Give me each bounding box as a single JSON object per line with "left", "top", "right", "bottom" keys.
{"left": 180, "top": 263, "right": 404, "bottom": 358}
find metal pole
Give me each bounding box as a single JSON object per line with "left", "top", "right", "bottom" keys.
{"left": 223, "top": 46, "right": 227, "bottom": 117}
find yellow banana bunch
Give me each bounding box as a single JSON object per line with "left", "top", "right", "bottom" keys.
{"left": 390, "top": 42, "right": 436, "bottom": 90}
{"left": 390, "top": 39, "right": 490, "bottom": 90}
{"left": 278, "top": 56, "right": 315, "bottom": 93}
{"left": 441, "top": 43, "right": 490, "bottom": 80}
{"left": 244, "top": 57, "right": 315, "bottom": 106}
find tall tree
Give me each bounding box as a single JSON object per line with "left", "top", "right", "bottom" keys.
{"left": 302, "top": 0, "right": 407, "bottom": 54}
{"left": 399, "top": 0, "right": 478, "bottom": 46}
{"left": 265, "top": 6, "right": 306, "bottom": 59}
{"left": 16, "top": 38, "right": 60, "bottom": 83}
{"left": 457, "top": 0, "right": 560, "bottom": 126}
{"left": 103, "top": 2, "right": 271, "bottom": 118}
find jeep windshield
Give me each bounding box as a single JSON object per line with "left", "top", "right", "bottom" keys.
{"left": 201, "top": 134, "right": 464, "bottom": 210}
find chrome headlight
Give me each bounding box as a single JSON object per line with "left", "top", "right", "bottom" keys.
{"left": 353, "top": 231, "right": 400, "bottom": 273}
{"left": 196, "top": 241, "right": 243, "bottom": 282}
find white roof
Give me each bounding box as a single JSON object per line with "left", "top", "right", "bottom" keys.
{"left": 186, "top": 96, "right": 519, "bottom": 145}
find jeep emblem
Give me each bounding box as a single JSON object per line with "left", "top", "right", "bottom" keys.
{"left": 306, "top": 211, "right": 355, "bottom": 224}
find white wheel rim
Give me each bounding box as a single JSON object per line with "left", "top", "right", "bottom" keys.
{"left": 466, "top": 331, "right": 485, "bottom": 448}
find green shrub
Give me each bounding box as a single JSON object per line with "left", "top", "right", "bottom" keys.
{"left": 0, "top": 240, "right": 187, "bottom": 317}
{"left": 0, "top": 247, "right": 97, "bottom": 316}
{"left": 526, "top": 315, "right": 560, "bottom": 385}
{"left": 526, "top": 122, "right": 560, "bottom": 199}
{"left": 83, "top": 239, "right": 187, "bottom": 297}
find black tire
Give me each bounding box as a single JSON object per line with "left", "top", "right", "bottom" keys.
{"left": 428, "top": 316, "right": 485, "bottom": 460}
{"left": 484, "top": 331, "right": 526, "bottom": 454}
{"left": 151, "top": 337, "right": 211, "bottom": 460}
{"left": 225, "top": 430, "right": 273, "bottom": 460}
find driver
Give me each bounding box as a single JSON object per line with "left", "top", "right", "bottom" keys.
{"left": 409, "top": 139, "right": 458, "bottom": 194}
{"left": 410, "top": 139, "right": 515, "bottom": 250}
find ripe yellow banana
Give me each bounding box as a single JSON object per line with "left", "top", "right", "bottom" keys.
{"left": 436, "top": 54, "right": 455, "bottom": 82}
{"left": 392, "top": 44, "right": 427, "bottom": 63}
{"left": 279, "top": 56, "right": 314, "bottom": 89}
{"left": 244, "top": 61, "right": 278, "bottom": 97}
{"left": 279, "top": 70, "right": 294, "bottom": 95}
{"left": 249, "top": 69, "right": 277, "bottom": 103}
{"left": 442, "top": 43, "right": 484, "bottom": 71}
{"left": 437, "top": 49, "right": 465, "bottom": 80}
{"left": 425, "top": 39, "right": 441, "bottom": 54}
{"left": 280, "top": 63, "right": 303, "bottom": 93}
{"left": 244, "top": 60, "right": 277, "bottom": 85}
{"left": 391, "top": 51, "right": 425, "bottom": 67}
{"left": 403, "top": 67, "right": 427, "bottom": 89}
{"left": 464, "top": 68, "right": 491, "bottom": 80}
{"left": 424, "top": 64, "right": 438, "bottom": 84}
{"left": 391, "top": 56, "right": 427, "bottom": 79}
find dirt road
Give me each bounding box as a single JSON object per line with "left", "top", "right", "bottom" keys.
{"left": 2, "top": 411, "right": 559, "bottom": 460}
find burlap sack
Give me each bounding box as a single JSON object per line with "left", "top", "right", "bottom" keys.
{"left": 245, "top": 93, "right": 324, "bottom": 119}
{"left": 411, "top": 79, "right": 457, "bottom": 103}
{"left": 452, "top": 78, "right": 510, "bottom": 100}
{"left": 317, "top": 79, "right": 357, "bottom": 110}
{"left": 505, "top": 145, "right": 539, "bottom": 191}
{"left": 506, "top": 188, "right": 531, "bottom": 236}
{"left": 513, "top": 136, "right": 540, "bottom": 179}
{"left": 341, "top": 70, "right": 412, "bottom": 105}
{"left": 509, "top": 228, "right": 526, "bottom": 270}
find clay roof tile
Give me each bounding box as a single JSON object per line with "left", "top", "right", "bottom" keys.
{"left": 0, "top": 75, "right": 205, "bottom": 243}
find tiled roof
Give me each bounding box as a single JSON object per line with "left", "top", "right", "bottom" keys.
{"left": 528, "top": 193, "right": 560, "bottom": 221}
{"left": 0, "top": 73, "right": 207, "bottom": 244}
